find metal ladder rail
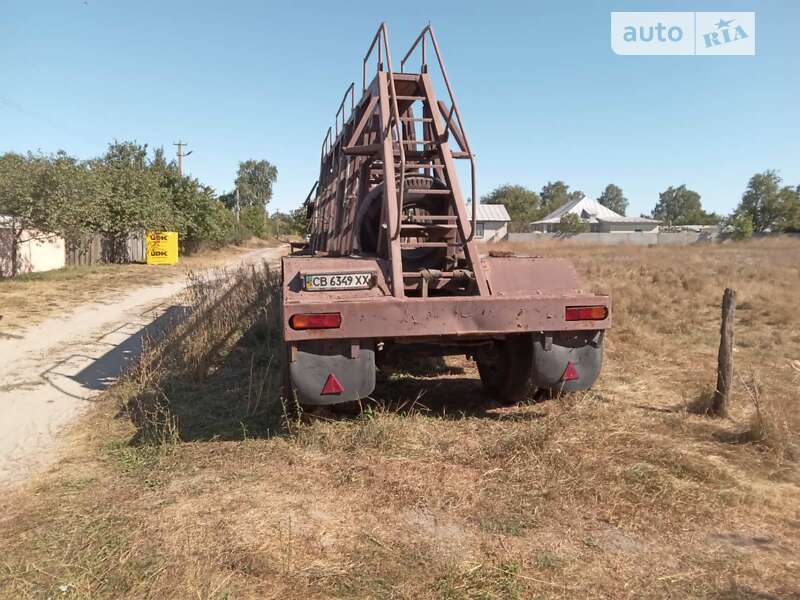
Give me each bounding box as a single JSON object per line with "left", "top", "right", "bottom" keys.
{"left": 362, "top": 23, "right": 407, "bottom": 242}
{"left": 400, "top": 25, "right": 478, "bottom": 243}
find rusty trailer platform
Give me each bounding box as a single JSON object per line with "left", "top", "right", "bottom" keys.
{"left": 282, "top": 24, "right": 611, "bottom": 406}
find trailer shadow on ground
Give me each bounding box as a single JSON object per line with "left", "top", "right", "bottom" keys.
{"left": 124, "top": 320, "right": 541, "bottom": 446}
{"left": 369, "top": 374, "right": 543, "bottom": 421}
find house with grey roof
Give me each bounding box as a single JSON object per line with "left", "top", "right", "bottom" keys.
{"left": 470, "top": 203, "right": 511, "bottom": 242}
{"left": 530, "top": 197, "right": 660, "bottom": 233}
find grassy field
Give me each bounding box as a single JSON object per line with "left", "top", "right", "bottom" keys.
{"left": 1, "top": 238, "right": 799, "bottom": 599}
{"left": 0, "top": 238, "right": 278, "bottom": 332}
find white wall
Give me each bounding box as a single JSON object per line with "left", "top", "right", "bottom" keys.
{"left": 596, "top": 222, "right": 659, "bottom": 233}
{"left": 0, "top": 228, "right": 66, "bottom": 276}
{"left": 507, "top": 231, "right": 716, "bottom": 246}
{"left": 477, "top": 221, "right": 508, "bottom": 243}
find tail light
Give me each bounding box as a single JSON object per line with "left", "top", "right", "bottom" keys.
{"left": 289, "top": 312, "right": 342, "bottom": 330}
{"left": 565, "top": 305, "right": 608, "bottom": 321}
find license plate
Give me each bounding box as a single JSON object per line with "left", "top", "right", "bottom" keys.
{"left": 304, "top": 272, "right": 374, "bottom": 291}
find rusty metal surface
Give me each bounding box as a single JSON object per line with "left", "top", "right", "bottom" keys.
{"left": 306, "top": 23, "right": 489, "bottom": 297}
{"left": 283, "top": 293, "right": 611, "bottom": 342}
{"left": 482, "top": 256, "right": 584, "bottom": 296}
{"left": 286, "top": 23, "right": 612, "bottom": 348}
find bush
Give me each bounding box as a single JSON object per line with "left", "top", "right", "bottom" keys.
{"left": 558, "top": 212, "right": 588, "bottom": 234}
{"left": 205, "top": 202, "right": 246, "bottom": 248}
{"left": 239, "top": 206, "right": 268, "bottom": 239}
{"left": 727, "top": 213, "right": 754, "bottom": 240}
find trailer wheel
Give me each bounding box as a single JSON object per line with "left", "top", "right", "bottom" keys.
{"left": 476, "top": 334, "right": 533, "bottom": 404}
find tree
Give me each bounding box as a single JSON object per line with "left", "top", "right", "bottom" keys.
{"left": 1, "top": 142, "right": 271, "bottom": 272}
{"left": 91, "top": 141, "right": 169, "bottom": 261}
{"left": 540, "top": 181, "right": 584, "bottom": 215}
{"left": 651, "top": 185, "right": 719, "bottom": 226}
{"left": 558, "top": 212, "right": 588, "bottom": 234}
{"left": 597, "top": 184, "right": 628, "bottom": 215}
{"left": 203, "top": 201, "right": 242, "bottom": 247}
{"left": 240, "top": 205, "right": 268, "bottom": 238}
{"left": 726, "top": 212, "right": 754, "bottom": 240}
{"left": 231, "top": 159, "right": 278, "bottom": 210}
{"left": 783, "top": 186, "right": 800, "bottom": 232}
{"left": 269, "top": 209, "right": 308, "bottom": 237}
{"left": 166, "top": 178, "right": 222, "bottom": 250}
{"left": 287, "top": 205, "right": 309, "bottom": 235}
{"left": 481, "top": 184, "right": 543, "bottom": 232}
{"left": 732, "top": 171, "right": 800, "bottom": 233}
{"left": 148, "top": 149, "right": 226, "bottom": 251}
{"left": 0, "top": 152, "right": 95, "bottom": 275}
{"left": 0, "top": 153, "right": 40, "bottom": 276}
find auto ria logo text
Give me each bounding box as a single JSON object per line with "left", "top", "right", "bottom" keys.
{"left": 611, "top": 12, "right": 756, "bottom": 55}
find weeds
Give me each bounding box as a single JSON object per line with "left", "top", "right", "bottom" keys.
{"left": 124, "top": 262, "right": 288, "bottom": 448}
{"left": 738, "top": 368, "right": 798, "bottom": 462}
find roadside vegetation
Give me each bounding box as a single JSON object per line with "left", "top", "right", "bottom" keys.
{"left": 1, "top": 238, "right": 799, "bottom": 599}
{"left": 0, "top": 142, "right": 306, "bottom": 276}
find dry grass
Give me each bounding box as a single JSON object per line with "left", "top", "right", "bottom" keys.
{"left": 0, "top": 237, "right": 277, "bottom": 332}
{"left": 1, "top": 238, "right": 799, "bottom": 599}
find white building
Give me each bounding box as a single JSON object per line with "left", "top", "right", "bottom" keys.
{"left": 0, "top": 216, "right": 66, "bottom": 277}
{"left": 469, "top": 203, "right": 511, "bottom": 242}
{"left": 530, "top": 197, "right": 660, "bottom": 233}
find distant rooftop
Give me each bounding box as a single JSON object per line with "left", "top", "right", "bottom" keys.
{"left": 472, "top": 203, "right": 511, "bottom": 222}
{"left": 531, "top": 197, "right": 660, "bottom": 225}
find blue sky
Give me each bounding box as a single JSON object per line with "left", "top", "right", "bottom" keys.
{"left": 1, "top": 0, "right": 798, "bottom": 217}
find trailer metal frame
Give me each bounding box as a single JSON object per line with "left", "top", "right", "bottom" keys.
{"left": 282, "top": 23, "right": 611, "bottom": 406}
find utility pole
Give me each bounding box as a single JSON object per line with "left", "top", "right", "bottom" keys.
{"left": 173, "top": 141, "right": 193, "bottom": 177}
{"left": 235, "top": 187, "right": 241, "bottom": 223}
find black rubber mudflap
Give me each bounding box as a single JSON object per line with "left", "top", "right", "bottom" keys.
{"left": 531, "top": 331, "right": 603, "bottom": 393}
{"left": 290, "top": 340, "right": 376, "bottom": 406}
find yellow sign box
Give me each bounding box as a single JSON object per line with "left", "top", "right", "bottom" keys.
{"left": 146, "top": 231, "right": 179, "bottom": 265}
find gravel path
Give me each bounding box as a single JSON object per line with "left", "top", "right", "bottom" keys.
{"left": 0, "top": 246, "right": 285, "bottom": 486}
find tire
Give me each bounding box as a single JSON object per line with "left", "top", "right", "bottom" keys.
{"left": 476, "top": 334, "right": 533, "bottom": 405}
{"left": 356, "top": 175, "right": 449, "bottom": 271}
{"left": 399, "top": 175, "right": 450, "bottom": 271}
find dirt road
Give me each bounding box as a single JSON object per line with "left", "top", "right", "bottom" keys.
{"left": 0, "top": 245, "right": 285, "bottom": 486}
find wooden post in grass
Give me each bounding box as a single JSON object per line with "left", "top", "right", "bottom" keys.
{"left": 712, "top": 288, "right": 737, "bottom": 416}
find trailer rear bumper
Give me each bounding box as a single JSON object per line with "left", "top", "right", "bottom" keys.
{"left": 282, "top": 294, "right": 611, "bottom": 342}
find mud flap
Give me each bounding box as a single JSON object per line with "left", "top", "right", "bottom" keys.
{"left": 289, "top": 340, "right": 376, "bottom": 405}
{"left": 531, "top": 331, "right": 603, "bottom": 393}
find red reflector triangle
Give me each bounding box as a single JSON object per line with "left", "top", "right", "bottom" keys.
{"left": 321, "top": 373, "right": 345, "bottom": 395}
{"left": 561, "top": 361, "right": 580, "bottom": 382}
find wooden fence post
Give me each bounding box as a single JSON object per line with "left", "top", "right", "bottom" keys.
{"left": 712, "top": 288, "right": 737, "bottom": 416}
